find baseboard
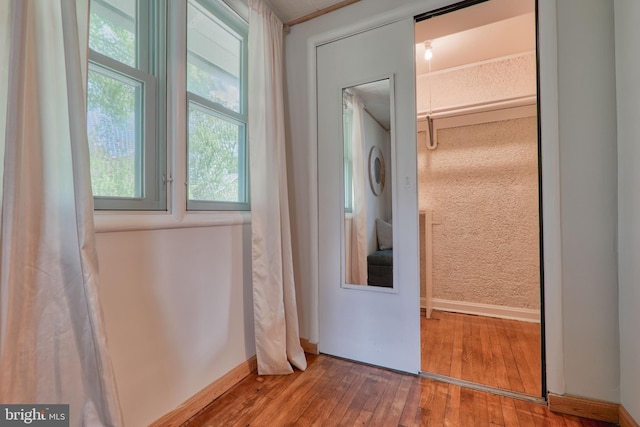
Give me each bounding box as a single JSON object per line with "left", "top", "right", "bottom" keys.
{"left": 150, "top": 356, "right": 257, "bottom": 427}
{"left": 620, "top": 405, "right": 640, "bottom": 427}
{"left": 300, "top": 338, "right": 319, "bottom": 355}
{"left": 547, "top": 393, "right": 619, "bottom": 424}
{"left": 431, "top": 298, "right": 540, "bottom": 323}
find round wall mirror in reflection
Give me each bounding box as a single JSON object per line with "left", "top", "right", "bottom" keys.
{"left": 343, "top": 78, "right": 393, "bottom": 288}
{"left": 368, "top": 146, "right": 386, "bottom": 196}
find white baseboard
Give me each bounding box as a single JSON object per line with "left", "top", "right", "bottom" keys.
{"left": 422, "top": 298, "right": 540, "bottom": 323}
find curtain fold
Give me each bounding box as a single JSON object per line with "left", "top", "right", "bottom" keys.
{"left": 348, "top": 94, "right": 368, "bottom": 285}
{"left": 0, "top": 1, "right": 123, "bottom": 425}
{"left": 248, "top": 0, "right": 307, "bottom": 375}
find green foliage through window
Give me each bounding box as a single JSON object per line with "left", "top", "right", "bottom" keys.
{"left": 89, "top": 2, "right": 136, "bottom": 67}
{"left": 188, "top": 107, "right": 242, "bottom": 202}
{"left": 186, "top": 0, "right": 248, "bottom": 210}
{"left": 87, "top": 69, "right": 140, "bottom": 198}
{"left": 86, "top": 0, "right": 248, "bottom": 211}
{"left": 87, "top": 0, "right": 165, "bottom": 210}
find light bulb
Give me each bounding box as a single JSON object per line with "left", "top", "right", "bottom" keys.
{"left": 423, "top": 41, "right": 433, "bottom": 61}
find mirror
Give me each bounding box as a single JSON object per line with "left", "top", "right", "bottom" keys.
{"left": 343, "top": 78, "right": 393, "bottom": 288}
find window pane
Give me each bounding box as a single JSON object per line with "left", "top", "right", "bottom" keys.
{"left": 188, "top": 105, "right": 244, "bottom": 203}
{"left": 87, "top": 69, "right": 142, "bottom": 198}
{"left": 187, "top": 1, "right": 242, "bottom": 112}
{"left": 90, "top": 0, "right": 136, "bottom": 67}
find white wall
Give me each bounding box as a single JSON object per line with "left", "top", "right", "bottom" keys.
{"left": 363, "top": 112, "right": 392, "bottom": 254}
{"left": 556, "top": 0, "right": 620, "bottom": 402}
{"left": 344, "top": 112, "right": 391, "bottom": 283}
{"left": 284, "top": 0, "right": 621, "bottom": 403}
{"left": 614, "top": 0, "right": 640, "bottom": 420}
{"left": 96, "top": 224, "right": 254, "bottom": 426}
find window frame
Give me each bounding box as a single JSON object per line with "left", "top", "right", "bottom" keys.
{"left": 186, "top": 94, "right": 249, "bottom": 211}
{"left": 88, "top": 0, "right": 167, "bottom": 211}
{"left": 185, "top": 0, "right": 250, "bottom": 211}
{"left": 89, "top": 0, "right": 250, "bottom": 218}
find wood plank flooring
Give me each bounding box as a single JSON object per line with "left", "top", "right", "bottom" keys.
{"left": 422, "top": 311, "right": 541, "bottom": 396}
{"left": 187, "top": 354, "right": 614, "bottom": 427}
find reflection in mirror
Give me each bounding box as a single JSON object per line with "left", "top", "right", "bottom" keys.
{"left": 343, "top": 79, "right": 393, "bottom": 288}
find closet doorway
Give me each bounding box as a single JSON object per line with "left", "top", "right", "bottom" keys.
{"left": 415, "top": 0, "right": 544, "bottom": 398}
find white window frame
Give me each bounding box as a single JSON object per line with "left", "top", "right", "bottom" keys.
{"left": 88, "top": 0, "right": 167, "bottom": 211}
{"left": 186, "top": 95, "right": 249, "bottom": 210}
{"left": 185, "top": 0, "right": 250, "bottom": 211}
{"left": 93, "top": 0, "right": 251, "bottom": 231}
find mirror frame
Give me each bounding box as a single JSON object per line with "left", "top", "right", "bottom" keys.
{"left": 340, "top": 73, "right": 397, "bottom": 293}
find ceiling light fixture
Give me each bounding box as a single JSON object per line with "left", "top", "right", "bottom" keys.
{"left": 424, "top": 41, "right": 433, "bottom": 61}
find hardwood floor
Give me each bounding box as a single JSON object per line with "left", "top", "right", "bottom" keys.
{"left": 187, "top": 354, "right": 613, "bottom": 427}
{"left": 422, "top": 310, "right": 541, "bottom": 396}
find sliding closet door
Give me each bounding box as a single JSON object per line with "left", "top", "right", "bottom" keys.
{"left": 317, "top": 18, "right": 420, "bottom": 373}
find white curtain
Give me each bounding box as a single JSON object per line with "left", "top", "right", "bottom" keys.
{"left": 248, "top": 0, "right": 307, "bottom": 375}
{"left": 348, "top": 93, "right": 368, "bottom": 285}
{"left": 0, "top": 1, "right": 123, "bottom": 425}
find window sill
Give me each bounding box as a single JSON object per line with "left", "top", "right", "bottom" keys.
{"left": 94, "top": 210, "right": 251, "bottom": 233}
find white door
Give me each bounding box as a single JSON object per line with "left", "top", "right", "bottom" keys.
{"left": 317, "top": 18, "right": 420, "bottom": 373}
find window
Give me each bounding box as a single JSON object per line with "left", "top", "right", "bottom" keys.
{"left": 88, "top": 0, "right": 166, "bottom": 210}
{"left": 186, "top": 0, "right": 249, "bottom": 210}
{"left": 87, "top": 0, "right": 248, "bottom": 212}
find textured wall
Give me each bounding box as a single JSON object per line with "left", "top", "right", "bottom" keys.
{"left": 418, "top": 117, "right": 540, "bottom": 309}
{"left": 416, "top": 53, "right": 537, "bottom": 114}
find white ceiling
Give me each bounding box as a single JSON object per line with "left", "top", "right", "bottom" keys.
{"left": 264, "top": 0, "right": 352, "bottom": 24}
{"left": 348, "top": 79, "right": 391, "bottom": 131}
